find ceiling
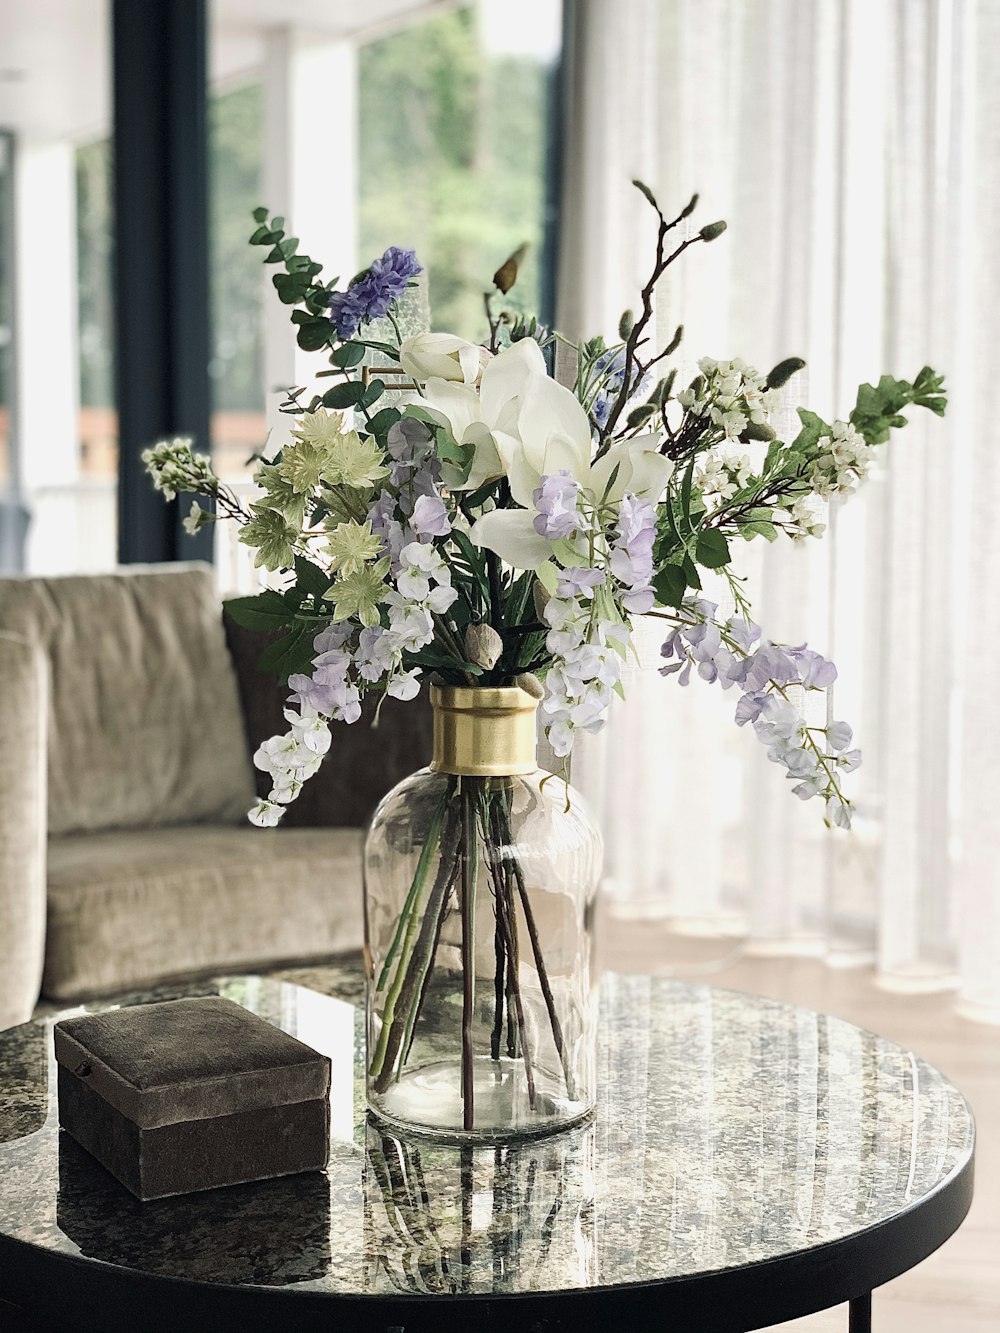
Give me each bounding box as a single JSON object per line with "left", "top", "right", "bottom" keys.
{"left": 0, "top": 0, "right": 455, "bottom": 145}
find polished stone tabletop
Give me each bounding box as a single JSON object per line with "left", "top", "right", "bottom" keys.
{"left": 0, "top": 966, "right": 975, "bottom": 1311}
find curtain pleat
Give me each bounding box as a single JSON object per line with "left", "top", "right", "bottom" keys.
{"left": 558, "top": 0, "right": 999, "bottom": 1019}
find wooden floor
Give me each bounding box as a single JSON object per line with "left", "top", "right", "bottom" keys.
{"left": 602, "top": 917, "right": 1000, "bottom": 1333}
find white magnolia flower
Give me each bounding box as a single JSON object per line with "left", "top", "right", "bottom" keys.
{"left": 399, "top": 332, "right": 488, "bottom": 386}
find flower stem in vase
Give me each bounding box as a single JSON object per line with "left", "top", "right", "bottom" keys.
{"left": 459, "top": 780, "right": 479, "bottom": 1131}
{"left": 490, "top": 788, "right": 577, "bottom": 1101}
{"left": 369, "top": 786, "right": 462, "bottom": 1091}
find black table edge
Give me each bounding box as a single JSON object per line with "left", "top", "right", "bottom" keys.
{"left": 0, "top": 1124, "right": 975, "bottom": 1333}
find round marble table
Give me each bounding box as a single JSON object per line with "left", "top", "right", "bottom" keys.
{"left": 0, "top": 971, "right": 975, "bottom": 1332}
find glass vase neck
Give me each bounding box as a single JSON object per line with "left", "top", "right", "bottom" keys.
{"left": 429, "top": 684, "right": 538, "bottom": 777}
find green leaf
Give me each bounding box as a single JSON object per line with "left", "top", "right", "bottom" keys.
{"left": 359, "top": 378, "right": 385, "bottom": 410}
{"left": 366, "top": 407, "right": 402, "bottom": 440}
{"left": 294, "top": 554, "right": 332, "bottom": 601}
{"left": 296, "top": 320, "right": 334, "bottom": 353}
{"left": 249, "top": 225, "right": 270, "bottom": 245}
{"left": 225, "top": 590, "right": 296, "bottom": 632}
{"left": 695, "top": 528, "right": 731, "bottom": 569}
{"left": 256, "top": 624, "right": 314, "bottom": 681}
{"left": 322, "top": 381, "right": 367, "bottom": 409}
{"left": 329, "top": 342, "right": 366, "bottom": 369}
{"left": 791, "top": 408, "right": 830, "bottom": 453}
{"left": 273, "top": 272, "right": 309, "bottom": 305}
{"left": 355, "top": 338, "right": 402, "bottom": 360}
{"left": 653, "top": 563, "right": 687, "bottom": 608}
{"left": 740, "top": 520, "right": 778, "bottom": 542}
{"left": 681, "top": 553, "right": 702, "bottom": 589}
{"left": 252, "top": 206, "right": 269, "bottom": 223}
{"left": 449, "top": 530, "right": 490, "bottom": 601}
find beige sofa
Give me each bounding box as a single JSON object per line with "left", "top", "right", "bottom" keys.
{"left": 0, "top": 564, "right": 431, "bottom": 1029}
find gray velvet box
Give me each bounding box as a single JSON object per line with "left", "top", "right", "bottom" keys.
{"left": 54, "top": 996, "right": 331, "bottom": 1200}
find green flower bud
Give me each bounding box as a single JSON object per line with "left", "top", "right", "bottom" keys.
{"left": 680, "top": 192, "right": 700, "bottom": 219}
{"left": 698, "top": 220, "right": 728, "bottom": 242}
{"left": 766, "top": 356, "right": 806, "bottom": 389}
{"left": 665, "top": 324, "right": 684, "bottom": 355}
{"left": 618, "top": 309, "right": 635, "bottom": 340}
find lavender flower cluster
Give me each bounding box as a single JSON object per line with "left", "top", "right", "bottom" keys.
{"left": 660, "top": 599, "right": 860, "bottom": 826}
{"left": 328, "top": 246, "right": 422, "bottom": 341}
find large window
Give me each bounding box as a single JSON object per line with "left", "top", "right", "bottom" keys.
{"left": 209, "top": 81, "right": 266, "bottom": 482}
{"left": 359, "top": 1, "right": 561, "bottom": 339}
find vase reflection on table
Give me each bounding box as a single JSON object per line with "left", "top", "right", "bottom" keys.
{"left": 364, "top": 1118, "right": 597, "bottom": 1295}
{"left": 363, "top": 684, "right": 602, "bottom": 1140}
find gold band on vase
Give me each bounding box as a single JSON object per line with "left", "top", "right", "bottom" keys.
{"left": 429, "top": 684, "right": 538, "bottom": 777}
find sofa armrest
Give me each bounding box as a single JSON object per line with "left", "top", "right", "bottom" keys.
{"left": 223, "top": 611, "right": 434, "bottom": 829}
{"left": 0, "top": 632, "right": 47, "bottom": 1028}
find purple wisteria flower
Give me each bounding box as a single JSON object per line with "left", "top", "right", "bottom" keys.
{"left": 409, "top": 493, "right": 451, "bottom": 539}
{"left": 610, "top": 494, "right": 656, "bottom": 613}
{"left": 328, "top": 246, "right": 422, "bottom": 340}
{"left": 533, "top": 471, "right": 584, "bottom": 539}
{"left": 557, "top": 566, "right": 606, "bottom": 598}
{"left": 659, "top": 600, "right": 857, "bottom": 826}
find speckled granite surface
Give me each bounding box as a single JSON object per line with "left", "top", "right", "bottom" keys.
{"left": 0, "top": 967, "right": 975, "bottom": 1299}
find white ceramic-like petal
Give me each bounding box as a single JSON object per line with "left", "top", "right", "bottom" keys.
{"left": 399, "top": 332, "right": 481, "bottom": 384}
{"left": 587, "top": 441, "right": 633, "bottom": 503}
{"left": 479, "top": 338, "right": 547, "bottom": 425}
{"left": 461, "top": 421, "right": 504, "bottom": 490}
{"left": 588, "top": 437, "right": 673, "bottom": 505}
{"left": 493, "top": 429, "right": 543, "bottom": 509}
{"left": 515, "top": 374, "right": 594, "bottom": 487}
{"left": 469, "top": 509, "right": 555, "bottom": 569}
{"left": 623, "top": 444, "right": 674, "bottom": 501}
{"left": 419, "top": 378, "right": 482, "bottom": 444}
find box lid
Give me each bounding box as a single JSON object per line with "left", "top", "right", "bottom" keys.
{"left": 54, "top": 996, "right": 331, "bottom": 1130}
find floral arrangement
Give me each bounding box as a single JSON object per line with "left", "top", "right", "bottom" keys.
{"left": 145, "top": 182, "right": 945, "bottom": 833}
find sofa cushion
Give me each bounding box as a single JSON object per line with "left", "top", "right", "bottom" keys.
{"left": 0, "top": 632, "right": 47, "bottom": 1029}
{"left": 0, "top": 564, "right": 255, "bottom": 836}
{"left": 43, "top": 825, "right": 364, "bottom": 1000}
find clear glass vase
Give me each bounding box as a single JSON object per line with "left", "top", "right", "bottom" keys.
{"left": 363, "top": 685, "right": 602, "bottom": 1142}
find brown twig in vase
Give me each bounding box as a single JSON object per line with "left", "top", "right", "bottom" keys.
{"left": 460, "top": 781, "right": 478, "bottom": 1130}
{"left": 596, "top": 185, "right": 723, "bottom": 455}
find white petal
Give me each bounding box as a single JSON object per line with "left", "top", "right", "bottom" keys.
{"left": 479, "top": 338, "right": 547, "bottom": 424}
{"left": 623, "top": 442, "right": 674, "bottom": 501}
{"left": 516, "top": 374, "right": 594, "bottom": 489}
{"left": 419, "top": 378, "right": 482, "bottom": 444}
{"left": 469, "top": 509, "right": 555, "bottom": 569}
{"left": 493, "top": 428, "right": 543, "bottom": 509}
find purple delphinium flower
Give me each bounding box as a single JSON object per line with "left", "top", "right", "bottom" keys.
{"left": 327, "top": 246, "right": 422, "bottom": 340}
{"left": 533, "top": 471, "right": 583, "bottom": 539}
{"left": 591, "top": 348, "right": 654, "bottom": 431}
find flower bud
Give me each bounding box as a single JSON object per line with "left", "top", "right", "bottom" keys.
{"left": 766, "top": 356, "right": 806, "bottom": 389}
{"left": 464, "top": 622, "right": 504, "bottom": 670}
{"left": 515, "top": 672, "right": 545, "bottom": 700}
{"left": 532, "top": 580, "right": 551, "bottom": 621}
{"left": 698, "top": 220, "right": 727, "bottom": 242}
{"left": 618, "top": 309, "right": 635, "bottom": 340}
{"left": 680, "top": 192, "right": 700, "bottom": 219}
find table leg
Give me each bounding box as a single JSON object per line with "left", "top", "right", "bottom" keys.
{"left": 849, "top": 1292, "right": 872, "bottom": 1332}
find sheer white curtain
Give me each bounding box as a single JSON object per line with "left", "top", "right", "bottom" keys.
{"left": 558, "top": 0, "right": 999, "bottom": 1020}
